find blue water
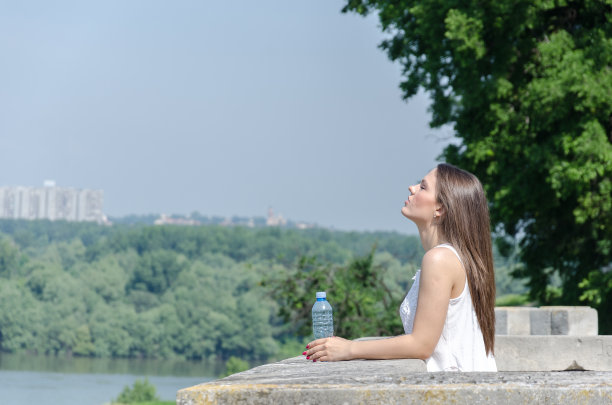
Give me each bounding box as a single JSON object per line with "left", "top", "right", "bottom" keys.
{"left": 0, "top": 370, "right": 209, "bottom": 404}
{"left": 0, "top": 353, "right": 216, "bottom": 405}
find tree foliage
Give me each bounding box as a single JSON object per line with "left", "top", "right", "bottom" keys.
{"left": 343, "top": 0, "right": 612, "bottom": 332}
{"left": 114, "top": 378, "right": 159, "bottom": 404}
{"left": 221, "top": 356, "right": 250, "bottom": 377}
{"left": 0, "top": 219, "right": 424, "bottom": 361}
{"left": 0, "top": 219, "right": 521, "bottom": 361}
{"left": 264, "top": 249, "right": 417, "bottom": 339}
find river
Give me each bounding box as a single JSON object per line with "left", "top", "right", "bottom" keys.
{"left": 0, "top": 353, "right": 219, "bottom": 405}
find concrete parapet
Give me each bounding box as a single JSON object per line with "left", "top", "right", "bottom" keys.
{"left": 177, "top": 307, "right": 607, "bottom": 404}
{"left": 495, "top": 306, "right": 598, "bottom": 336}
{"left": 496, "top": 306, "right": 533, "bottom": 335}
{"left": 357, "top": 335, "right": 612, "bottom": 371}
{"left": 496, "top": 335, "right": 612, "bottom": 371}
{"left": 544, "top": 306, "right": 599, "bottom": 336}
{"left": 177, "top": 356, "right": 612, "bottom": 405}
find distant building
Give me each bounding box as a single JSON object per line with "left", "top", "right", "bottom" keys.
{"left": 149, "top": 210, "right": 314, "bottom": 229}
{"left": 266, "top": 207, "right": 287, "bottom": 227}
{"left": 154, "top": 214, "right": 201, "bottom": 226}
{"left": 0, "top": 182, "right": 106, "bottom": 223}
{"left": 295, "top": 222, "right": 314, "bottom": 230}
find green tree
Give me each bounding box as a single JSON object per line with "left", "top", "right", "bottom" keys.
{"left": 113, "top": 378, "right": 159, "bottom": 404}
{"left": 343, "top": 0, "right": 612, "bottom": 332}
{"left": 73, "top": 325, "right": 95, "bottom": 356}
{"left": 0, "top": 280, "right": 43, "bottom": 352}
{"left": 129, "top": 250, "right": 187, "bottom": 294}
{"left": 221, "top": 356, "right": 250, "bottom": 377}
{"left": 265, "top": 249, "right": 407, "bottom": 340}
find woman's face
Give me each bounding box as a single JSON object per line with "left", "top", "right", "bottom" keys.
{"left": 401, "top": 168, "right": 439, "bottom": 224}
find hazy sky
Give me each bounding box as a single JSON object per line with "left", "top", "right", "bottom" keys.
{"left": 0, "top": 1, "right": 454, "bottom": 234}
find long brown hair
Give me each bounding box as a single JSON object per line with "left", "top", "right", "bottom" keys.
{"left": 435, "top": 163, "right": 496, "bottom": 355}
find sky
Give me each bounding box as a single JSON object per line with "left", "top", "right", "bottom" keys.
{"left": 0, "top": 0, "right": 455, "bottom": 234}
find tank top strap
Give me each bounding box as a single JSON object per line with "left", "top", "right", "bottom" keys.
{"left": 435, "top": 243, "right": 468, "bottom": 302}
{"left": 434, "top": 243, "right": 463, "bottom": 265}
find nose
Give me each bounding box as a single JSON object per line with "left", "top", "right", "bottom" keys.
{"left": 409, "top": 185, "right": 417, "bottom": 195}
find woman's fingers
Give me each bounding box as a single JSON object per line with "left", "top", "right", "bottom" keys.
{"left": 305, "top": 337, "right": 327, "bottom": 350}
{"left": 304, "top": 338, "right": 328, "bottom": 356}
{"left": 309, "top": 349, "right": 326, "bottom": 362}
{"left": 312, "top": 354, "right": 326, "bottom": 362}
{"left": 304, "top": 340, "right": 327, "bottom": 361}
{"left": 303, "top": 337, "right": 347, "bottom": 362}
{"left": 304, "top": 337, "right": 353, "bottom": 362}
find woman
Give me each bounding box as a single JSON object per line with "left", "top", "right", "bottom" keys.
{"left": 303, "top": 163, "right": 497, "bottom": 371}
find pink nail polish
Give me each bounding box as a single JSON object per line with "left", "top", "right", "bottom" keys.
{"left": 306, "top": 356, "right": 310, "bottom": 360}
{"left": 302, "top": 351, "right": 307, "bottom": 355}
{"left": 313, "top": 359, "right": 316, "bottom": 362}
{"left": 306, "top": 345, "right": 309, "bottom": 349}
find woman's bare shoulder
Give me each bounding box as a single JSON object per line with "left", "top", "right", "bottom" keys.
{"left": 421, "top": 246, "right": 463, "bottom": 277}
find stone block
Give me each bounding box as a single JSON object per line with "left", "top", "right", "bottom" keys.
{"left": 495, "top": 306, "right": 598, "bottom": 335}
{"left": 495, "top": 335, "right": 612, "bottom": 371}
{"left": 499, "top": 306, "right": 533, "bottom": 335}
{"left": 529, "top": 308, "right": 551, "bottom": 335}
{"left": 551, "top": 308, "right": 570, "bottom": 335}
{"left": 542, "top": 306, "right": 598, "bottom": 336}
{"left": 495, "top": 308, "right": 507, "bottom": 335}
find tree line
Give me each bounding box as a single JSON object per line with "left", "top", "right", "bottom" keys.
{"left": 0, "top": 219, "right": 525, "bottom": 363}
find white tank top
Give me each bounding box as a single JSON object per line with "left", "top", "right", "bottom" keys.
{"left": 399, "top": 243, "right": 497, "bottom": 372}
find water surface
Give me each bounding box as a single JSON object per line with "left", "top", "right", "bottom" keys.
{"left": 0, "top": 353, "right": 217, "bottom": 405}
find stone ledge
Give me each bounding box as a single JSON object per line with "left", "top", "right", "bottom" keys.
{"left": 177, "top": 359, "right": 612, "bottom": 405}
{"left": 496, "top": 335, "right": 612, "bottom": 371}
{"left": 356, "top": 335, "right": 612, "bottom": 371}
{"left": 495, "top": 306, "right": 598, "bottom": 336}
{"left": 177, "top": 334, "right": 612, "bottom": 404}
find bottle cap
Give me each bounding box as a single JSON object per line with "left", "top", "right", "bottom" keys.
{"left": 316, "top": 291, "right": 326, "bottom": 299}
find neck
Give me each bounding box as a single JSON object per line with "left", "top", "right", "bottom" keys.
{"left": 418, "top": 224, "right": 443, "bottom": 251}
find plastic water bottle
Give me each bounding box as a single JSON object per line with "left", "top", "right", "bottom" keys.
{"left": 312, "top": 291, "right": 334, "bottom": 339}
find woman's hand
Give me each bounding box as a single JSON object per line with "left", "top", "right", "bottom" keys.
{"left": 303, "top": 336, "right": 353, "bottom": 362}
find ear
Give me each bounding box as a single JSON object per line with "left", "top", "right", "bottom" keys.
{"left": 434, "top": 204, "right": 445, "bottom": 218}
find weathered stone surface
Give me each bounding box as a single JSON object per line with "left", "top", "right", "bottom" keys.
{"left": 544, "top": 306, "right": 599, "bottom": 336}
{"left": 529, "top": 308, "right": 551, "bottom": 335}
{"left": 502, "top": 306, "right": 533, "bottom": 335}
{"left": 177, "top": 310, "right": 609, "bottom": 405}
{"left": 496, "top": 335, "right": 612, "bottom": 371}
{"left": 495, "top": 308, "right": 507, "bottom": 335}
{"left": 351, "top": 336, "right": 612, "bottom": 371}
{"left": 495, "top": 306, "right": 598, "bottom": 336}
{"left": 551, "top": 308, "right": 570, "bottom": 335}
{"left": 177, "top": 355, "right": 612, "bottom": 405}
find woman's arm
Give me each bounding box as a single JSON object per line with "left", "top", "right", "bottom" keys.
{"left": 305, "top": 248, "right": 459, "bottom": 362}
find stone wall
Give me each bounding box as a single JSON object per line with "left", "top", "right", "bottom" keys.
{"left": 495, "top": 306, "right": 598, "bottom": 336}
{"left": 177, "top": 307, "right": 612, "bottom": 404}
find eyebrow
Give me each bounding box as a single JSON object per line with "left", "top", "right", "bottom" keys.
{"left": 421, "top": 179, "right": 427, "bottom": 185}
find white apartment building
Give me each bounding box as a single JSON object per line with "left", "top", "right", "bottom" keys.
{"left": 0, "top": 182, "right": 105, "bottom": 223}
